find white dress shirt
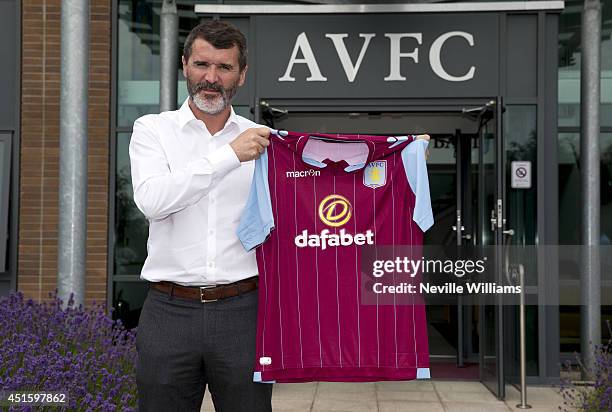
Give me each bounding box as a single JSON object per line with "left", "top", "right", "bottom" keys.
{"left": 129, "top": 99, "right": 260, "bottom": 286}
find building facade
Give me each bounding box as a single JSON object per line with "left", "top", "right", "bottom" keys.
{"left": 1, "top": 0, "right": 611, "bottom": 397}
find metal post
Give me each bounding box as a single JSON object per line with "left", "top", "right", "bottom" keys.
{"left": 160, "top": 0, "right": 178, "bottom": 112}
{"left": 580, "top": 0, "right": 601, "bottom": 378}
{"left": 516, "top": 264, "right": 531, "bottom": 409}
{"left": 58, "top": 0, "right": 89, "bottom": 307}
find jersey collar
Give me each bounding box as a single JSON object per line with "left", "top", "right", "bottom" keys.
{"left": 295, "top": 133, "right": 376, "bottom": 173}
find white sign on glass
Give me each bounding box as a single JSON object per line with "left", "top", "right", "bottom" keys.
{"left": 511, "top": 161, "right": 531, "bottom": 189}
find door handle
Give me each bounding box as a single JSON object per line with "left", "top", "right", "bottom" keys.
{"left": 490, "top": 209, "right": 497, "bottom": 232}
{"left": 491, "top": 208, "right": 515, "bottom": 236}
{"left": 452, "top": 226, "right": 472, "bottom": 239}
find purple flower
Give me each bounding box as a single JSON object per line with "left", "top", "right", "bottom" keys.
{"left": 560, "top": 320, "right": 612, "bottom": 412}
{"left": 0, "top": 291, "right": 138, "bottom": 410}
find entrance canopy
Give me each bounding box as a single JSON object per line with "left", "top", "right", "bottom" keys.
{"left": 195, "top": 2, "right": 564, "bottom": 14}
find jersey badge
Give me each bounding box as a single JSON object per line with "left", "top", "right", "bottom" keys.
{"left": 364, "top": 160, "right": 387, "bottom": 188}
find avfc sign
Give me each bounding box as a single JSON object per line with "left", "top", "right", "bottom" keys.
{"left": 256, "top": 13, "right": 499, "bottom": 99}
{"left": 364, "top": 161, "right": 387, "bottom": 189}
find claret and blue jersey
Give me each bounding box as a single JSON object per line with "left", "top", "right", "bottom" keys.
{"left": 237, "top": 129, "right": 434, "bottom": 383}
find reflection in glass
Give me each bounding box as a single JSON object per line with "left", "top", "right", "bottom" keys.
{"left": 0, "top": 136, "right": 10, "bottom": 273}
{"left": 504, "top": 106, "right": 537, "bottom": 248}
{"left": 478, "top": 106, "right": 500, "bottom": 392}
{"left": 113, "top": 282, "right": 149, "bottom": 329}
{"left": 603, "top": 134, "right": 612, "bottom": 242}
{"left": 117, "top": 0, "right": 199, "bottom": 126}
{"left": 558, "top": 133, "right": 612, "bottom": 244}
{"left": 115, "top": 133, "right": 148, "bottom": 275}
{"left": 503, "top": 106, "right": 539, "bottom": 378}
{"left": 558, "top": 0, "right": 612, "bottom": 127}
{"left": 558, "top": 133, "right": 612, "bottom": 351}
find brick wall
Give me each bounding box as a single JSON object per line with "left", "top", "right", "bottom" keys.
{"left": 19, "top": 0, "right": 111, "bottom": 304}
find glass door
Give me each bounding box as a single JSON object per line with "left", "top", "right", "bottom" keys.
{"left": 479, "top": 97, "right": 509, "bottom": 399}
{"left": 424, "top": 127, "right": 480, "bottom": 375}
{"left": 424, "top": 118, "right": 485, "bottom": 377}
{"left": 454, "top": 127, "right": 474, "bottom": 369}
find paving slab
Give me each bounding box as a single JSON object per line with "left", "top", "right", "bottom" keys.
{"left": 504, "top": 385, "right": 569, "bottom": 412}
{"left": 199, "top": 380, "right": 569, "bottom": 412}
{"left": 316, "top": 382, "right": 376, "bottom": 401}
{"left": 378, "top": 400, "right": 445, "bottom": 412}
{"left": 317, "top": 382, "right": 377, "bottom": 393}
{"left": 376, "top": 389, "right": 440, "bottom": 402}
{"left": 273, "top": 382, "right": 318, "bottom": 401}
{"left": 437, "top": 389, "right": 500, "bottom": 403}
{"left": 376, "top": 380, "right": 436, "bottom": 392}
{"left": 443, "top": 402, "right": 512, "bottom": 412}
{"left": 311, "top": 397, "right": 378, "bottom": 412}
{"left": 271, "top": 398, "right": 314, "bottom": 412}
{"left": 433, "top": 380, "right": 495, "bottom": 393}
{"left": 200, "top": 390, "right": 215, "bottom": 411}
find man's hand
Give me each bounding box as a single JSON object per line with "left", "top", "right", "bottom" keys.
{"left": 415, "top": 134, "right": 431, "bottom": 160}
{"left": 230, "top": 127, "right": 271, "bottom": 162}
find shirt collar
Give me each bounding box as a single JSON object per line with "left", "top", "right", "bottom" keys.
{"left": 177, "top": 97, "right": 239, "bottom": 132}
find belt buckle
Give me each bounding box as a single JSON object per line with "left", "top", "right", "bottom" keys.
{"left": 199, "top": 285, "right": 218, "bottom": 303}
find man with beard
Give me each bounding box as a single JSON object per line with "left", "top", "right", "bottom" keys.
{"left": 129, "top": 21, "right": 272, "bottom": 411}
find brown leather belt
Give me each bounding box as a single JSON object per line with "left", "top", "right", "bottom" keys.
{"left": 150, "top": 276, "right": 258, "bottom": 303}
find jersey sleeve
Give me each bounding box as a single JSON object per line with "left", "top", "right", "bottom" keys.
{"left": 401, "top": 139, "right": 434, "bottom": 232}
{"left": 236, "top": 150, "right": 275, "bottom": 251}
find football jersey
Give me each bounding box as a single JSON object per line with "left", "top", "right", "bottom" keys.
{"left": 237, "top": 130, "right": 433, "bottom": 383}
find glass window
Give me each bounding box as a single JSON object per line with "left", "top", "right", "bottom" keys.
{"left": 602, "top": 25, "right": 612, "bottom": 126}
{"left": 558, "top": 132, "right": 612, "bottom": 244}
{"left": 558, "top": 132, "right": 581, "bottom": 244}
{"left": 603, "top": 133, "right": 612, "bottom": 242}
{"left": 0, "top": 134, "right": 11, "bottom": 273}
{"left": 557, "top": 135, "right": 612, "bottom": 349}
{"left": 558, "top": 0, "right": 582, "bottom": 127}
{"left": 559, "top": 0, "right": 612, "bottom": 127}
{"left": 503, "top": 107, "right": 539, "bottom": 375}
{"left": 601, "top": 0, "right": 612, "bottom": 126}
{"left": 117, "top": 0, "right": 199, "bottom": 127}
{"left": 115, "top": 133, "right": 148, "bottom": 275}
{"left": 118, "top": 0, "right": 159, "bottom": 126}
{"left": 505, "top": 106, "right": 537, "bottom": 246}
{"left": 113, "top": 281, "right": 149, "bottom": 329}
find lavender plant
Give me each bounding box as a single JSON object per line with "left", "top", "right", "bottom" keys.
{"left": 0, "top": 291, "right": 137, "bottom": 411}
{"left": 560, "top": 321, "right": 612, "bottom": 412}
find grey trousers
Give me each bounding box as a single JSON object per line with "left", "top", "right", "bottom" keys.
{"left": 136, "top": 286, "right": 273, "bottom": 412}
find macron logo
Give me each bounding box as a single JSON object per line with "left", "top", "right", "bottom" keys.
{"left": 286, "top": 169, "right": 321, "bottom": 178}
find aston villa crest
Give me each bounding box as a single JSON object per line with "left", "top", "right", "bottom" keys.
{"left": 363, "top": 161, "right": 387, "bottom": 188}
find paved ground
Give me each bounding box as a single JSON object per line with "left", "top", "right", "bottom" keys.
{"left": 201, "top": 380, "right": 570, "bottom": 411}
